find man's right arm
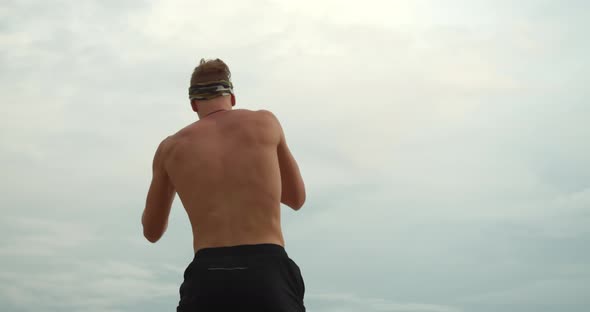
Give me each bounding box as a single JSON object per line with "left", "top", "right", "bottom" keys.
{"left": 261, "top": 110, "right": 306, "bottom": 210}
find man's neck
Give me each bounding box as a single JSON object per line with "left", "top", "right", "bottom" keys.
{"left": 204, "top": 109, "right": 228, "bottom": 117}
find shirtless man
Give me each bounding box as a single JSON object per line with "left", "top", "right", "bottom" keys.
{"left": 141, "top": 58, "right": 306, "bottom": 311}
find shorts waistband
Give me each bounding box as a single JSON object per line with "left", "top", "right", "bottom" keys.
{"left": 194, "top": 243, "right": 288, "bottom": 259}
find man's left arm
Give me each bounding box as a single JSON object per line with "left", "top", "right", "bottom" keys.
{"left": 142, "top": 137, "right": 176, "bottom": 243}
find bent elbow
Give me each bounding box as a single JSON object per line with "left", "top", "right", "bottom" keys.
{"left": 281, "top": 181, "right": 306, "bottom": 211}
{"left": 143, "top": 227, "right": 163, "bottom": 243}
{"left": 290, "top": 192, "right": 306, "bottom": 211}
{"left": 297, "top": 193, "right": 306, "bottom": 210}
{"left": 292, "top": 202, "right": 304, "bottom": 211}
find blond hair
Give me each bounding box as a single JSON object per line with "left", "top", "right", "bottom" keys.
{"left": 190, "top": 58, "right": 232, "bottom": 87}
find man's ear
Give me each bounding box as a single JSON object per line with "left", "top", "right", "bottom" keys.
{"left": 191, "top": 100, "right": 198, "bottom": 112}
{"left": 231, "top": 94, "right": 236, "bottom": 106}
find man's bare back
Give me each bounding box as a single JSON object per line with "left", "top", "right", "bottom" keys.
{"left": 149, "top": 108, "right": 305, "bottom": 253}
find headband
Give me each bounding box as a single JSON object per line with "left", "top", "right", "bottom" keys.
{"left": 188, "top": 80, "right": 234, "bottom": 101}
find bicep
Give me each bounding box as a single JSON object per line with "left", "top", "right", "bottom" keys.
{"left": 145, "top": 168, "right": 175, "bottom": 216}
{"left": 262, "top": 110, "right": 306, "bottom": 209}
{"left": 142, "top": 138, "right": 176, "bottom": 240}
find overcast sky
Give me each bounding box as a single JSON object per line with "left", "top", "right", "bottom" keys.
{"left": 1, "top": 0, "right": 589, "bottom": 311}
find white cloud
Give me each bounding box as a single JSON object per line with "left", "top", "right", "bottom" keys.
{"left": 0, "top": 260, "right": 177, "bottom": 311}
{"left": 0, "top": 217, "right": 100, "bottom": 256}
{"left": 1, "top": 1, "right": 589, "bottom": 311}
{"left": 459, "top": 277, "right": 590, "bottom": 305}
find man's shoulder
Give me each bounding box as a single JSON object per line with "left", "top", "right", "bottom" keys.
{"left": 158, "top": 135, "right": 175, "bottom": 151}
{"left": 151, "top": 135, "right": 175, "bottom": 166}
{"left": 170, "top": 121, "right": 200, "bottom": 138}
{"left": 165, "top": 123, "right": 196, "bottom": 147}
{"left": 255, "top": 109, "right": 280, "bottom": 124}
{"left": 256, "top": 108, "right": 275, "bottom": 117}
{"left": 231, "top": 109, "right": 280, "bottom": 127}
{"left": 233, "top": 108, "right": 273, "bottom": 117}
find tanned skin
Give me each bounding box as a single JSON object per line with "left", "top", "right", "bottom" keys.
{"left": 141, "top": 95, "right": 306, "bottom": 253}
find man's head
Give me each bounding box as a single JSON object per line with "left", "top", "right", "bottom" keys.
{"left": 189, "top": 58, "right": 236, "bottom": 116}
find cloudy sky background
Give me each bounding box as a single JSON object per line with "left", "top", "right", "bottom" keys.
{"left": 1, "top": 0, "right": 589, "bottom": 311}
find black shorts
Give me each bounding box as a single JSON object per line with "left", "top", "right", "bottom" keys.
{"left": 177, "top": 243, "right": 306, "bottom": 312}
